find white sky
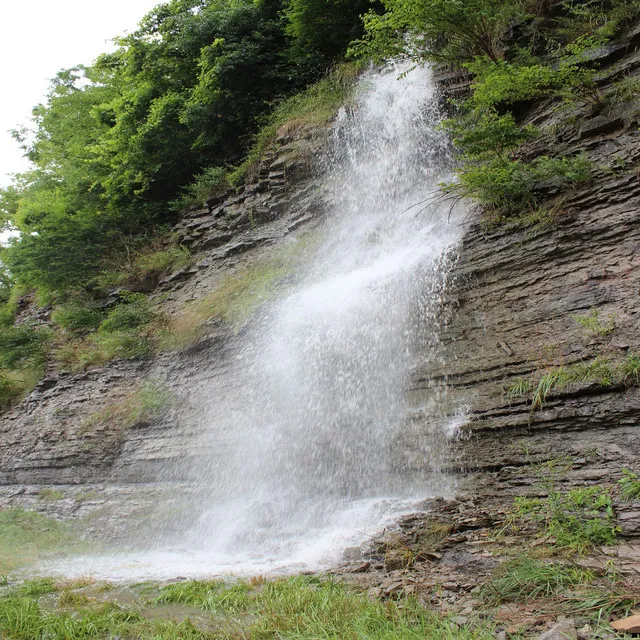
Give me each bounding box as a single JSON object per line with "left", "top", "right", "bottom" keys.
{"left": 0, "top": 0, "right": 162, "bottom": 187}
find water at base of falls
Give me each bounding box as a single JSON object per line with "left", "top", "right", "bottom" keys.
{"left": 37, "top": 62, "right": 464, "bottom": 582}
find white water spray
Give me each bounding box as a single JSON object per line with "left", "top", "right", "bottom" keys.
{"left": 43, "top": 63, "right": 464, "bottom": 581}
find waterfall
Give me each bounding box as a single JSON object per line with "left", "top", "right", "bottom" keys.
{"left": 42, "top": 62, "right": 464, "bottom": 581}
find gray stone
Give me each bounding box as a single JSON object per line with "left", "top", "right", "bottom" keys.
{"left": 538, "top": 619, "right": 577, "bottom": 640}
{"left": 579, "top": 116, "right": 624, "bottom": 138}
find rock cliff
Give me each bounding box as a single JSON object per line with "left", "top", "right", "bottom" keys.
{"left": 0, "top": 26, "right": 638, "bottom": 567}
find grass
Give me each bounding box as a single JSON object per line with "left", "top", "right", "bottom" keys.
{"left": 153, "top": 580, "right": 252, "bottom": 614}
{"left": 156, "top": 232, "right": 319, "bottom": 351}
{"left": 229, "top": 62, "right": 360, "bottom": 186}
{"left": 483, "top": 197, "right": 567, "bottom": 235}
{"left": 0, "top": 508, "right": 83, "bottom": 576}
{"left": 618, "top": 469, "right": 640, "bottom": 501}
{"left": 572, "top": 308, "right": 616, "bottom": 337}
{"left": 80, "top": 379, "right": 174, "bottom": 434}
{"left": 605, "top": 75, "right": 640, "bottom": 111}
{"left": 36, "top": 489, "right": 64, "bottom": 503}
{"left": 509, "top": 477, "right": 619, "bottom": 554}
{"left": 506, "top": 352, "right": 640, "bottom": 411}
{"left": 483, "top": 557, "right": 592, "bottom": 604}
{"left": 0, "top": 575, "right": 500, "bottom": 640}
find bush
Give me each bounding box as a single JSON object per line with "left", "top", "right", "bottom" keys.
{"left": 444, "top": 154, "right": 591, "bottom": 216}
{"left": 352, "top": 0, "right": 525, "bottom": 64}
{"left": 52, "top": 301, "right": 105, "bottom": 334}
{"left": 170, "top": 166, "right": 229, "bottom": 211}
{"left": 512, "top": 483, "right": 619, "bottom": 553}
{"left": 286, "top": 0, "right": 375, "bottom": 63}
{"left": 81, "top": 379, "right": 174, "bottom": 432}
{"left": 229, "top": 63, "right": 360, "bottom": 185}
{"left": 0, "top": 325, "right": 51, "bottom": 370}
{"left": 90, "top": 331, "right": 152, "bottom": 361}
{"left": 0, "top": 373, "right": 25, "bottom": 410}
{"left": 466, "top": 53, "right": 597, "bottom": 110}
{"left": 98, "top": 293, "right": 154, "bottom": 334}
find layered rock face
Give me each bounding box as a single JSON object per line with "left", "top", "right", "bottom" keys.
{"left": 0, "top": 27, "right": 638, "bottom": 553}
{"left": 0, "top": 126, "right": 329, "bottom": 534}
{"left": 415, "top": 24, "right": 640, "bottom": 533}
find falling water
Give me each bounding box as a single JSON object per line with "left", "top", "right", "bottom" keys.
{"left": 43, "top": 63, "right": 464, "bottom": 580}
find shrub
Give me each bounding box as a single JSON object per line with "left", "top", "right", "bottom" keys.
{"left": 51, "top": 301, "right": 105, "bottom": 334}
{"left": 229, "top": 64, "right": 360, "bottom": 185}
{"left": 508, "top": 352, "right": 640, "bottom": 411}
{"left": 444, "top": 154, "right": 591, "bottom": 217}
{"left": 572, "top": 308, "right": 616, "bottom": 337}
{"left": 170, "top": 166, "right": 229, "bottom": 211}
{"left": 0, "top": 372, "right": 25, "bottom": 410}
{"left": 0, "top": 325, "right": 52, "bottom": 370}
{"left": 88, "top": 331, "right": 152, "bottom": 362}
{"left": 619, "top": 469, "right": 640, "bottom": 501}
{"left": 98, "top": 293, "right": 154, "bottom": 334}
{"left": 352, "top": 0, "right": 525, "bottom": 64}
{"left": 512, "top": 483, "right": 619, "bottom": 553}
{"left": 466, "top": 53, "right": 597, "bottom": 110}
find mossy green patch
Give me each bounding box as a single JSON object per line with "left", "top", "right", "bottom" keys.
{"left": 0, "top": 509, "right": 84, "bottom": 576}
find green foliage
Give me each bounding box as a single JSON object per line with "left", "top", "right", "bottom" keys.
{"left": 157, "top": 232, "right": 318, "bottom": 350}
{"left": 154, "top": 580, "right": 252, "bottom": 613}
{"left": 0, "top": 508, "right": 81, "bottom": 575}
{"left": 512, "top": 481, "right": 619, "bottom": 553}
{"left": 170, "top": 166, "right": 229, "bottom": 211}
{"left": 549, "top": 0, "right": 640, "bottom": 44}
{"left": 352, "top": 0, "right": 525, "bottom": 64}
{"left": 14, "top": 579, "right": 58, "bottom": 599}
{"left": 572, "top": 308, "right": 616, "bottom": 337}
{"left": 81, "top": 379, "right": 174, "bottom": 433}
{"left": 3, "top": 208, "right": 114, "bottom": 292}
{"left": 465, "top": 49, "right": 597, "bottom": 110}
{"left": 483, "top": 557, "right": 592, "bottom": 603}
{"left": 0, "top": 575, "right": 499, "bottom": 640}
{"left": 443, "top": 153, "right": 591, "bottom": 217}
{"left": 229, "top": 63, "right": 360, "bottom": 185}
{"left": 0, "top": 373, "right": 27, "bottom": 410}
{"left": 0, "top": 325, "right": 51, "bottom": 370}
{"left": 506, "top": 377, "right": 535, "bottom": 401}
{"left": 98, "top": 293, "right": 154, "bottom": 334}
{"left": 37, "top": 489, "right": 64, "bottom": 502}
{"left": 134, "top": 244, "right": 193, "bottom": 280}
{"left": 286, "top": 0, "right": 376, "bottom": 64}
{"left": 619, "top": 469, "right": 640, "bottom": 501}
{"left": 0, "top": 596, "right": 209, "bottom": 640}
{"left": 605, "top": 74, "right": 640, "bottom": 108}
{"left": 56, "top": 293, "right": 156, "bottom": 370}
{"left": 51, "top": 300, "right": 105, "bottom": 334}
{"left": 509, "top": 352, "right": 640, "bottom": 411}
{"left": 444, "top": 110, "right": 538, "bottom": 160}
{"left": 1, "top": 0, "right": 340, "bottom": 299}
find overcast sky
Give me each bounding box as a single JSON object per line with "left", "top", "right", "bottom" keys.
{"left": 0, "top": 0, "right": 162, "bottom": 187}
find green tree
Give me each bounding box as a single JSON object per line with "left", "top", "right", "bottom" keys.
{"left": 286, "top": 0, "right": 378, "bottom": 64}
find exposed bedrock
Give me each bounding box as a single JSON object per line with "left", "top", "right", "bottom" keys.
{"left": 0, "top": 34, "right": 638, "bottom": 551}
